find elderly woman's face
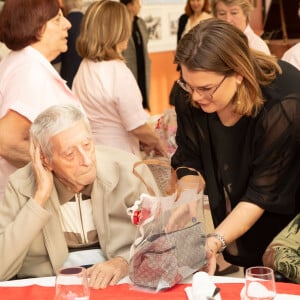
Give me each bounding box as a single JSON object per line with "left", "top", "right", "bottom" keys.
{"left": 38, "top": 9, "right": 71, "bottom": 60}
{"left": 215, "top": 2, "right": 247, "bottom": 32}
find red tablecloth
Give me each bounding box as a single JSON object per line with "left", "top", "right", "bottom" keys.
{"left": 1, "top": 282, "right": 299, "bottom": 300}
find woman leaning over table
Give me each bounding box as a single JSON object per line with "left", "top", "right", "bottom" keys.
{"left": 171, "top": 18, "right": 300, "bottom": 273}
{"left": 0, "top": 0, "right": 81, "bottom": 199}
{"left": 72, "top": 0, "right": 166, "bottom": 158}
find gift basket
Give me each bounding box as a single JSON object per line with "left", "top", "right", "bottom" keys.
{"left": 127, "top": 158, "right": 207, "bottom": 292}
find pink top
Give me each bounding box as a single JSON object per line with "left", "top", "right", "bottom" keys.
{"left": 0, "top": 46, "right": 81, "bottom": 198}
{"left": 73, "top": 59, "right": 149, "bottom": 157}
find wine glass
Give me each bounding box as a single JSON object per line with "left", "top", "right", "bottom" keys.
{"left": 55, "top": 266, "right": 90, "bottom": 300}
{"left": 245, "top": 266, "right": 276, "bottom": 300}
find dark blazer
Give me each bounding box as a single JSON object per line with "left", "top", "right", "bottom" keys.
{"left": 177, "top": 14, "right": 188, "bottom": 43}
{"left": 169, "top": 14, "right": 188, "bottom": 105}
{"left": 60, "top": 11, "right": 83, "bottom": 89}
{"left": 123, "top": 17, "right": 151, "bottom": 110}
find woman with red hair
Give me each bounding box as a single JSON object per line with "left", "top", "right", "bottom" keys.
{"left": 0, "top": 0, "right": 81, "bottom": 199}
{"left": 177, "top": 0, "right": 212, "bottom": 43}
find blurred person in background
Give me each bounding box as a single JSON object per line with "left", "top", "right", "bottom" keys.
{"left": 281, "top": 42, "right": 300, "bottom": 71}
{"left": 60, "top": 0, "right": 84, "bottom": 88}
{"left": 0, "top": 0, "right": 81, "bottom": 199}
{"left": 177, "top": 0, "right": 211, "bottom": 43}
{"left": 169, "top": 0, "right": 211, "bottom": 106}
{"left": 211, "top": 0, "right": 270, "bottom": 55}
{"left": 120, "top": 0, "right": 151, "bottom": 111}
{"left": 73, "top": 0, "right": 166, "bottom": 158}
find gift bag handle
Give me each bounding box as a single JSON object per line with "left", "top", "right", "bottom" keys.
{"left": 175, "top": 166, "right": 203, "bottom": 193}
{"left": 132, "top": 158, "right": 173, "bottom": 196}
{"left": 132, "top": 158, "right": 202, "bottom": 196}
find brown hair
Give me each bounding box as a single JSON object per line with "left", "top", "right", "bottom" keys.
{"left": 0, "top": 0, "right": 60, "bottom": 50}
{"left": 62, "top": 0, "right": 83, "bottom": 15}
{"left": 185, "top": 0, "right": 211, "bottom": 17}
{"left": 175, "top": 18, "right": 281, "bottom": 117}
{"left": 120, "top": 0, "right": 133, "bottom": 5}
{"left": 76, "top": 0, "right": 131, "bottom": 61}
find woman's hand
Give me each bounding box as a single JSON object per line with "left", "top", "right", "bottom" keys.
{"left": 200, "top": 245, "right": 218, "bottom": 275}
{"left": 131, "top": 123, "right": 168, "bottom": 157}
{"left": 165, "top": 175, "right": 205, "bottom": 232}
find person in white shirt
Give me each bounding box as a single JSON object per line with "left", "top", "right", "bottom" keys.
{"left": 211, "top": 0, "right": 271, "bottom": 55}
{"left": 281, "top": 42, "right": 300, "bottom": 71}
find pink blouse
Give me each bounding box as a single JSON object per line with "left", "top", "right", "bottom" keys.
{"left": 0, "top": 46, "right": 81, "bottom": 198}
{"left": 73, "top": 59, "right": 149, "bottom": 157}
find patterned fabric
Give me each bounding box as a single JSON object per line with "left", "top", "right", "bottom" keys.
{"left": 128, "top": 165, "right": 207, "bottom": 291}
{"left": 155, "top": 108, "right": 178, "bottom": 158}
{"left": 263, "top": 213, "right": 300, "bottom": 283}
{"left": 129, "top": 222, "right": 206, "bottom": 291}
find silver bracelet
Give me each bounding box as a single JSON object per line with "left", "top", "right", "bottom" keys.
{"left": 207, "top": 233, "right": 227, "bottom": 253}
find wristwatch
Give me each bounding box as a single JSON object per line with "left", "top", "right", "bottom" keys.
{"left": 207, "top": 233, "right": 227, "bottom": 253}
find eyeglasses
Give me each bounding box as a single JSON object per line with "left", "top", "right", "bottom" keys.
{"left": 177, "top": 75, "right": 227, "bottom": 100}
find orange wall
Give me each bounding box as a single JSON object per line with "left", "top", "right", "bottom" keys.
{"left": 148, "top": 51, "right": 178, "bottom": 115}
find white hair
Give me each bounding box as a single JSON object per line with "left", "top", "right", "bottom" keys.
{"left": 30, "top": 104, "right": 91, "bottom": 160}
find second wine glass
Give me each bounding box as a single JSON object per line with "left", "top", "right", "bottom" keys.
{"left": 55, "top": 266, "right": 90, "bottom": 300}
{"left": 245, "top": 266, "right": 276, "bottom": 300}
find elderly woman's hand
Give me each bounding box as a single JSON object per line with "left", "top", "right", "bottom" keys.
{"left": 87, "top": 257, "right": 129, "bottom": 289}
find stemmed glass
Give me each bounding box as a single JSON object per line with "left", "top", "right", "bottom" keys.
{"left": 245, "top": 266, "right": 276, "bottom": 300}
{"left": 55, "top": 266, "right": 90, "bottom": 300}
